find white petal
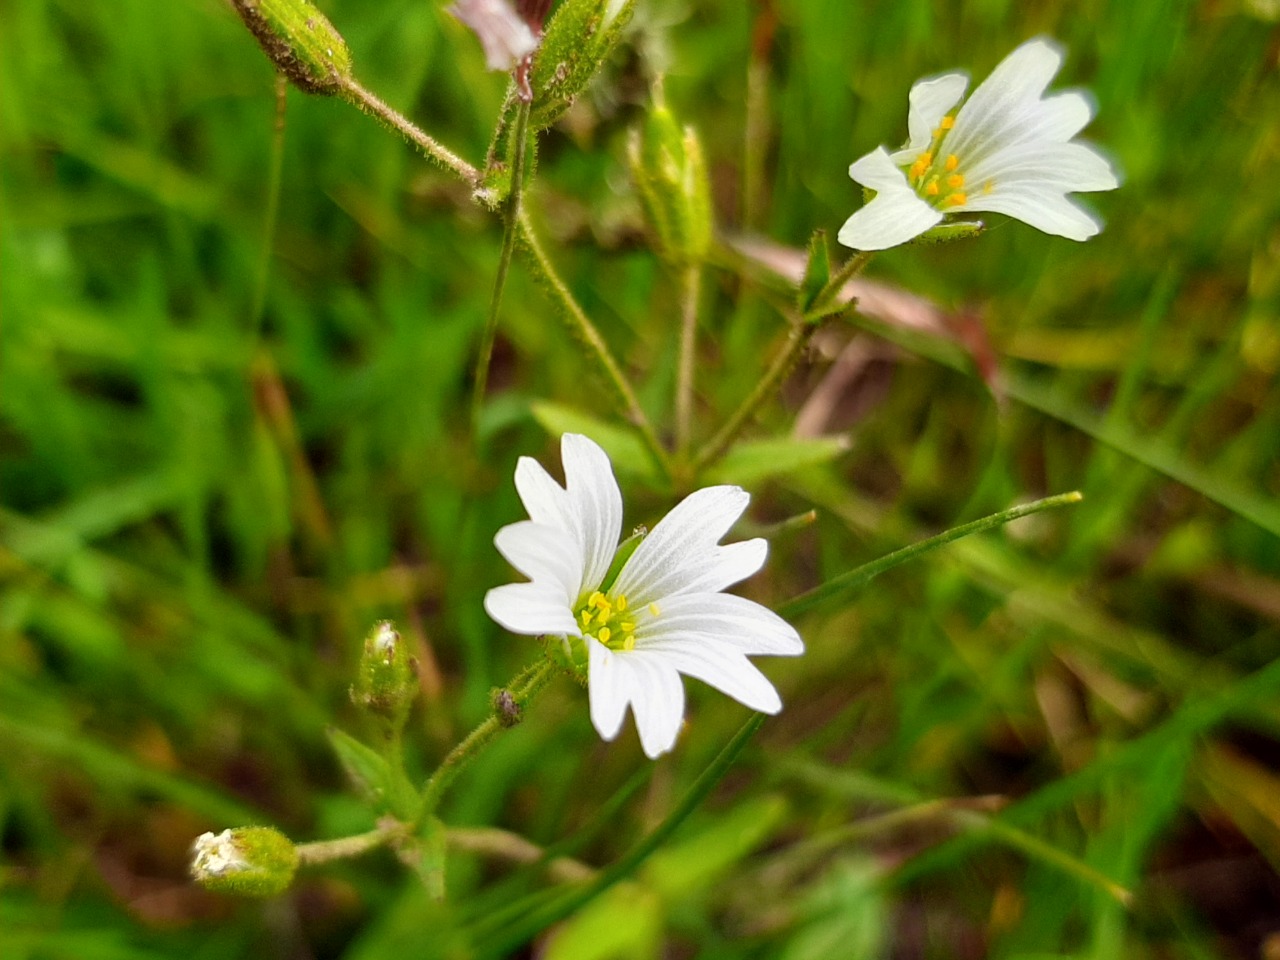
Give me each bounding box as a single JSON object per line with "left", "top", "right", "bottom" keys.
{"left": 492, "top": 521, "right": 581, "bottom": 605}
{"left": 561, "top": 434, "right": 623, "bottom": 597}
{"left": 634, "top": 593, "right": 803, "bottom": 657}
{"left": 448, "top": 0, "right": 538, "bottom": 72}
{"left": 1037, "top": 90, "right": 1096, "bottom": 142}
{"left": 611, "top": 485, "right": 752, "bottom": 602}
{"left": 588, "top": 641, "right": 686, "bottom": 757}
{"left": 944, "top": 37, "right": 1065, "bottom": 167}
{"left": 624, "top": 654, "right": 686, "bottom": 759}
{"left": 588, "top": 638, "right": 630, "bottom": 740}
{"left": 839, "top": 148, "right": 942, "bottom": 251}
{"left": 484, "top": 581, "right": 580, "bottom": 637}
{"left": 663, "top": 539, "right": 768, "bottom": 597}
{"left": 963, "top": 140, "right": 1118, "bottom": 194}
{"left": 514, "top": 455, "right": 573, "bottom": 531}
{"left": 899, "top": 72, "right": 969, "bottom": 158}
{"left": 636, "top": 638, "right": 783, "bottom": 715}
{"left": 960, "top": 184, "right": 1103, "bottom": 240}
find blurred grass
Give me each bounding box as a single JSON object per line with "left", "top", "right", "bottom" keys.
{"left": 2, "top": 0, "right": 1280, "bottom": 957}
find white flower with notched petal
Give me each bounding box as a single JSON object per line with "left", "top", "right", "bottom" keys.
{"left": 839, "top": 38, "right": 1119, "bottom": 252}
{"left": 484, "top": 433, "right": 803, "bottom": 759}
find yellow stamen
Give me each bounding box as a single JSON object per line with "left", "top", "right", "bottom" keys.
{"left": 918, "top": 151, "right": 933, "bottom": 168}
{"left": 944, "top": 154, "right": 959, "bottom": 171}
{"left": 648, "top": 602, "right": 661, "bottom": 617}
{"left": 580, "top": 609, "right": 593, "bottom": 626}
{"left": 983, "top": 180, "right": 994, "bottom": 195}
{"left": 940, "top": 116, "right": 955, "bottom": 130}
{"left": 589, "top": 591, "right": 605, "bottom": 608}
{"left": 622, "top": 634, "right": 636, "bottom": 651}
{"left": 598, "top": 627, "right": 611, "bottom": 643}
{"left": 620, "top": 621, "right": 636, "bottom": 632}
{"left": 947, "top": 174, "right": 964, "bottom": 189}
{"left": 925, "top": 180, "right": 940, "bottom": 197}
{"left": 615, "top": 595, "right": 628, "bottom": 611}
{"left": 945, "top": 192, "right": 968, "bottom": 207}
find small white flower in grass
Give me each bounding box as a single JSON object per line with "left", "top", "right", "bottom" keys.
{"left": 484, "top": 433, "right": 804, "bottom": 759}
{"left": 839, "top": 38, "right": 1120, "bottom": 252}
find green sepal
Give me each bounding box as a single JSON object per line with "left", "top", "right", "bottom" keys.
{"left": 627, "top": 90, "right": 713, "bottom": 263}
{"left": 916, "top": 219, "right": 985, "bottom": 245}
{"left": 229, "top": 0, "right": 353, "bottom": 95}
{"left": 599, "top": 527, "right": 646, "bottom": 594}
{"left": 798, "top": 229, "right": 833, "bottom": 317}
{"left": 326, "top": 727, "right": 421, "bottom": 821}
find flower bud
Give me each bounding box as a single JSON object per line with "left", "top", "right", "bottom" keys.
{"left": 350, "top": 621, "right": 417, "bottom": 728}
{"left": 190, "top": 827, "right": 298, "bottom": 897}
{"left": 229, "top": 0, "right": 353, "bottom": 95}
{"left": 628, "top": 91, "right": 713, "bottom": 264}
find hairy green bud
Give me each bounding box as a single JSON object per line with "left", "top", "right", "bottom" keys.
{"left": 229, "top": 0, "right": 353, "bottom": 95}
{"left": 190, "top": 827, "right": 298, "bottom": 897}
{"left": 628, "top": 90, "right": 713, "bottom": 264}
{"left": 350, "top": 621, "right": 418, "bottom": 728}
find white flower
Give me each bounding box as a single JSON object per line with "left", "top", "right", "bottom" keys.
{"left": 448, "top": 0, "right": 539, "bottom": 72}
{"left": 838, "top": 38, "right": 1119, "bottom": 252}
{"left": 484, "top": 434, "right": 804, "bottom": 759}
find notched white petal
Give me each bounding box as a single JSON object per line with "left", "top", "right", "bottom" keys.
{"left": 625, "top": 654, "right": 685, "bottom": 759}
{"left": 493, "top": 521, "right": 582, "bottom": 601}
{"left": 588, "top": 638, "right": 630, "bottom": 740}
{"left": 639, "top": 639, "right": 784, "bottom": 715}
{"left": 514, "top": 456, "right": 573, "bottom": 533}
{"left": 485, "top": 581, "right": 581, "bottom": 637}
{"left": 902, "top": 72, "right": 969, "bottom": 155}
{"left": 561, "top": 434, "right": 623, "bottom": 595}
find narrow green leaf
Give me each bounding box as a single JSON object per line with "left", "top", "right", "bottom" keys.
{"left": 706, "top": 435, "right": 849, "bottom": 487}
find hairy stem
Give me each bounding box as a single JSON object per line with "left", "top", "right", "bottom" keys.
{"left": 472, "top": 97, "right": 533, "bottom": 431}
{"left": 674, "top": 262, "right": 702, "bottom": 462}
{"left": 338, "top": 76, "right": 480, "bottom": 188}
{"left": 516, "top": 207, "right": 673, "bottom": 481}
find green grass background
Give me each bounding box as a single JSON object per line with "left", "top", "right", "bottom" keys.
{"left": 2, "top": 0, "right": 1279, "bottom": 957}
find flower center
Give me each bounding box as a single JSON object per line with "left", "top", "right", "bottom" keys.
{"left": 905, "top": 114, "right": 971, "bottom": 209}
{"left": 576, "top": 590, "right": 652, "bottom": 652}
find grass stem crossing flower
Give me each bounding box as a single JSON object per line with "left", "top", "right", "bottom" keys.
{"left": 484, "top": 434, "right": 803, "bottom": 758}
{"left": 839, "top": 38, "right": 1119, "bottom": 251}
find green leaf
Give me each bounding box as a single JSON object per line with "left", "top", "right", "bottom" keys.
{"left": 326, "top": 727, "right": 419, "bottom": 820}
{"left": 705, "top": 435, "right": 849, "bottom": 487}
{"left": 531, "top": 401, "right": 663, "bottom": 484}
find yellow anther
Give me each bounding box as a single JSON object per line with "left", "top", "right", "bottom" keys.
{"left": 622, "top": 634, "right": 636, "bottom": 651}
{"left": 945, "top": 192, "right": 968, "bottom": 207}
{"left": 944, "top": 154, "right": 959, "bottom": 172}
{"left": 598, "top": 627, "right": 612, "bottom": 643}
{"left": 918, "top": 151, "right": 933, "bottom": 168}
{"left": 648, "top": 602, "right": 661, "bottom": 617}
{"left": 580, "top": 609, "right": 593, "bottom": 626}
{"left": 589, "top": 591, "right": 606, "bottom": 608}
{"left": 946, "top": 174, "right": 964, "bottom": 189}
{"left": 615, "top": 595, "right": 628, "bottom": 612}
{"left": 983, "top": 180, "right": 994, "bottom": 195}
{"left": 940, "top": 116, "right": 955, "bottom": 130}
{"left": 620, "top": 621, "right": 636, "bottom": 633}
{"left": 925, "top": 180, "right": 940, "bottom": 197}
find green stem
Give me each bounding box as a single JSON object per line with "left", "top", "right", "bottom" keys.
{"left": 515, "top": 207, "right": 674, "bottom": 481}
{"left": 693, "top": 317, "right": 815, "bottom": 474}
{"left": 419, "top": 658, "right": 558, "bottom": 816}
{"left": 778, "top": 491, "right": 1085, "bottom": 619}
{"left": 296, "top": 822, "right": 404, "bottom": 866}
{"left": 806, "top": 250, "right": 873, "bottom": 320}
{"left": 674, "top": 261, "right": 702, "bottom": 461}
{"left": 472, "top": 97, "right": 533, "bottom": 433}
{"left": 337, "top": 76, "right": 481, "bottom": 188}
